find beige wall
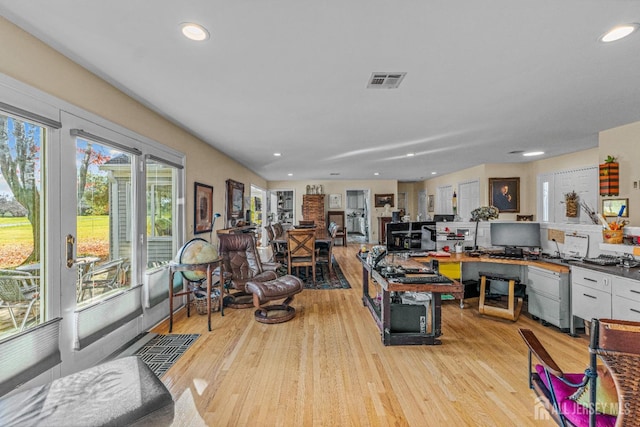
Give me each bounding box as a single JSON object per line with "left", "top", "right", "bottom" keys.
{"left": 599, "top": 121, "right": 640, "bottom": 225}
{"left": 0, "top": 17, "right": 266, "bottom": 242}
{"left": 421, "top": 131, "right": 640, "bottom": 226}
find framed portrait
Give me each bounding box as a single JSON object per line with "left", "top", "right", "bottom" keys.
{"left": 488, "top": 177, "right": 520, "bottom": 213}
{"left": 329, "top": 193, "right": 342, "bottom": 209}
{"left": 374, "top": 193, "right": 394, "bottom": 208}
{"left": 226, "top": 179, "right": 244, "bottom": 226}
{"left": 427, "top": 195, "right": 434, "bottom": 212}
{"left": 194, "top": 182, "right": 214, "bottom": 234}
{"left": 602, "top": 198, "right": 628, "bottom": 217}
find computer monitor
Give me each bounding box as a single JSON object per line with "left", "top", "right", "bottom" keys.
{"left": 433, "top": 214, "right": 455, "bottom": 222}
{"left": 386, "top": 222, "right": 410, "bottom": 252}
{"left": 386, "top": 221, "right": 436, "bottom": 252}
{"left": 490, "top": 222, "right": 541, "bottom": 249}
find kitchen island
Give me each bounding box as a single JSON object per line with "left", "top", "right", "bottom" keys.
{"left": 358, "top": 253, "right": 463, "bottom": 345}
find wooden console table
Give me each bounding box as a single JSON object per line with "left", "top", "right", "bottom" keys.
{"left": 168, "top": 259, "right": 223, "bottom": 332}
{"left": 358, "top": 254, "right": 463, "bottom": 345}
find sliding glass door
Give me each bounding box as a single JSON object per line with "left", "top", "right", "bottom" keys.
{"left": 0, "top": 111, "right": 46, "bottom": 339}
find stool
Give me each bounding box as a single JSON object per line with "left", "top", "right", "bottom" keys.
{"left": 246, "top": 275, "right": 304, "bottom": 324}
{"left": 478, "top": 272, "right": 523, "bottom": 321}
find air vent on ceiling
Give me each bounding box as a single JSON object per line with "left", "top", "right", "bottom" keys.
{"left": 367, "top": 72, "right": 406, "bottom": 89}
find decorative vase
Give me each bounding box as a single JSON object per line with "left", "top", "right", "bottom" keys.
{"left": 599, "top": 162, "right": 619, "bottom": 196}
{"left": 566, "top": 200, "right": 578, "bottom": 217}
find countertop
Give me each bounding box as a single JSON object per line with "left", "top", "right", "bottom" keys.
{"left": 563, "top": 259, "right": 640, "bottom": 280}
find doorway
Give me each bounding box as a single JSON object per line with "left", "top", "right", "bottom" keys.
{"left": 346, "top": 189, "right": 370, "bottom": 244}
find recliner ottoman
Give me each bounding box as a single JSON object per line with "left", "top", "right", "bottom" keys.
{"left": 0, "top": 356, "right": 174, "bottom": 426}
{"left": 246, "top": 274, "right": 304, "bottom": 323}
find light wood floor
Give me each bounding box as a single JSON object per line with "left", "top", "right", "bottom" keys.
{"left": 155, "top": 244, "right": 589, "bottom": 426}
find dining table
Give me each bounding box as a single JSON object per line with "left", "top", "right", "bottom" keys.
{"left": 271, "top": 225, "right": 333, "bottom": 248}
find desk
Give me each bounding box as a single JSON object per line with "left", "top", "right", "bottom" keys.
{"left": 358, "top": 254, "right": 463, "bottom": 346}
{"left": 413, "top": 253, "right": 571, "bottom": 326}
{"left": 168, "top": 259, "right": 223, "bottom": 332}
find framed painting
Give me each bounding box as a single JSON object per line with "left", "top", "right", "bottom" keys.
{"left": 374, "top": 193, "right": 394, "bottom": 208}
{"left": 226, "top": 179, "right": 244, "bottom": 226}
{"left": 489, "top": 177, "right": 520, "bottom": 213}
{"left": 329, "top": 193, "right": 342, "bottom": 209}
{"left": 427, "top": 195, "right": 434, "bottom": 212}
{"left": 602, "top": 198, "right": 628, "bottom": 217}
{"left": 194, "top": 182, "right": 214, "bottom": 234}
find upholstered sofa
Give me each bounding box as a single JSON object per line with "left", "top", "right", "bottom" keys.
{"left": 0, "top": 356, "right": 174, "bottom": 426}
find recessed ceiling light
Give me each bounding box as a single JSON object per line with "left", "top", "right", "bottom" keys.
{"left": 407, "top": 153, "right": 415, "bottom": 157}
{"left": 180, "top": 22, "right": 210, "bottom": 41}
{"left": 287, "top": 173, "right": 293, "bottom": 176}
{"left": 523, "top": 151, "right": 544, "bottom": 157}
{"left": 374, "top": 172, "right": 380, "bottom": 176}
{"left": 599, "top": 23, "right": 639, "bottom": 42}
{"left": 431, "top": 171, "right": 437, "bottom": 175}
{"left": 273, "top": 152, "right": 281, "bottom": 157}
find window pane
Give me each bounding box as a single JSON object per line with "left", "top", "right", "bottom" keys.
{"left": 146, "top": 159, "right": 176, "bottom": 268}
{"left": 0, "top": 113, "right": 45, "bottom": 338}
{"left": 76, "top": 138, "right": 132, "bottom": 305}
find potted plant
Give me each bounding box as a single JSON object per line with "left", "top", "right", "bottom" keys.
{"left": 599, "top": 155, "right": 619, "bottom": 196}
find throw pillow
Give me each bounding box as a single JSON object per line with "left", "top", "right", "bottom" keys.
{"left": 569, "top": 364, "right": 619, "bottom": 416}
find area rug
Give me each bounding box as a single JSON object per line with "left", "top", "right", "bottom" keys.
{"left": 134, "top": 333, "right": 199, "bottom": 377}
{"left": 292, "top": 258, "right": 351, "bottom": 290}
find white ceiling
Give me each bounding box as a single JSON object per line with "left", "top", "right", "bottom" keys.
{"left": 1, "top": 1, "right": 639, "bottom": 182}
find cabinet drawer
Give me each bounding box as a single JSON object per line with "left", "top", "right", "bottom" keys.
{"left": 527, "top": 267, "right": 562, "bottom": 299}
{"left": 572, "top": 283, "right": 611, "bottom": 320}
{"left": 571, "top": 267, "right": 610, "bottom": 293}
{"left": 612, "top": 276, "right": 640, "bottom": 303}
{"left": 612, "top": 295, "right": 640, "bottom": 322}
{"left": 528, "top": 291, "right": 562, "bottom": 326}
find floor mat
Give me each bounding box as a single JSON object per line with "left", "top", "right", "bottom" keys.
{"left": 134, "top": 333, "right": 199, "bottom": 377}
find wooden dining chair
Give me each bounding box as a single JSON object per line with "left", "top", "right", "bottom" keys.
{"left": 327, "top": 211, "right": 347, "bottom": 246}
{"left": 316, "top": 223, "right": 337, "bottom": 277}
{"left": 287, "top": 228, "right": 316, "bottom": 284}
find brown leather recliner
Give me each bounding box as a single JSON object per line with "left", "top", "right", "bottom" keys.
{"left": 218, "top": 233, "right": 280, "bottom": 308}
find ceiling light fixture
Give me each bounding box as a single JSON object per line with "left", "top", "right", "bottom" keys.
{"left": 431, "top": 171, "right": 437, "bottom": 175}
{"left": 180, "top": 22, "right": 210, "bottom": 41}
{"left": 374, "top": 172, "right": 380, "bottom": 176}
{"left": 523, "top": 151, "right": 544, "bottom": 157}
{"left": 273, "top": 152, "right": 281, "bottom": 157}
{"left": 287, "top": 173, "right": 293, "bottom": 176}
{"left": 599, "top": 23, "right": 639, "bottom": 42}
{"left": 407, "top": 153, "right": 415, "bottom": 157}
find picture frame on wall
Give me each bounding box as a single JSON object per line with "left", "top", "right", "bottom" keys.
{"left": 374, "top": 193, "right": 394, "bottom": 208}
{"left": 427, "top": 195, "right": 434, "bottom": 212}
{"left": 329, "top": 193, "right": 342, "bottom": 209}
{"left": 194, "top": 182, "right": 214, "bottom": 234}
{"left": 602, "top": 198, "right": 629, "bottom": 217}
{"left": 488, "top": 177, "right": 520, "bottom": 213}
{"left": 226, "top": 179, "right": 244, "bottom": 226}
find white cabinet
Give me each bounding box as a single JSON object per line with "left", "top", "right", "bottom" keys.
{"left": 527, "top": 266, "right": 570, "bottom": 330}
{"left": 612, "top": 276, "right": 640, "bottom": 322}
{"left": 571, "top": 266, "right": 612, "bottom": 322}
{"left": 571, "top": 266, "right": 640, "bottom": 332}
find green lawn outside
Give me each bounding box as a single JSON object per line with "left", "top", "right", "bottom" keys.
{"left": 0, "top": 216, "right": 109, "bottom": 267}
{"left": 77, "top": 215, "right": 109, "bottom": 240}
{"left": 0, "top": 217, "right": 33, "bottom": 244}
